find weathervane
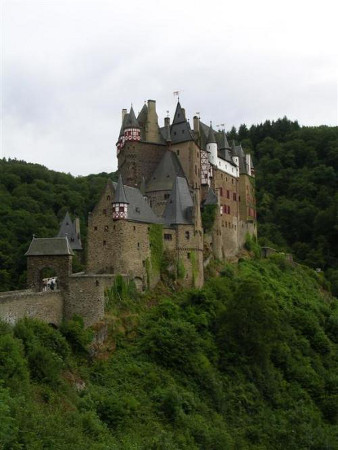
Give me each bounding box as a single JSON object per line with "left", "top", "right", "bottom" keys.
{"left": 173, "top": 90, "right": 180, "bottom": 101}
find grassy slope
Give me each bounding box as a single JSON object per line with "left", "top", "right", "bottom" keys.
{"left": 0, "top": 256, "right": 337, "bottom": 449}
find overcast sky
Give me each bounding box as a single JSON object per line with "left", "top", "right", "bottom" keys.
{"left": 1, "top": 0, "right": 337, "bottom": 176}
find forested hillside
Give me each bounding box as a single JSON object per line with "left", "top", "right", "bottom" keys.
{"left": 228, "top": 120, "right": 338, "bottom": 294}
{"left": 0, "top": 159, "right": 116, "bottom": 291}
{"left": 1, "top": 258, "right": 337, "bottom": 448}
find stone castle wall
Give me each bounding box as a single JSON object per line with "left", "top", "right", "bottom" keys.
{"left": 64, "top": 273, "right": 116, "bottom": 327}
{"left": 118, "top": 141, "right": 166, "bottom": 187}
{"left": 0, "top": 290, "right": 64, "bottom": 326}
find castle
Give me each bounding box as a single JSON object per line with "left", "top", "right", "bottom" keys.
{"left": 0, "top": 99, "right": 256, "bottom": 327}
{"left": 86, "top": 99, "right": 256, "bottom": 289}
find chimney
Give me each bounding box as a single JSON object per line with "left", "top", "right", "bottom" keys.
{"left": 122, "top": 108, "right": 127, "bottom": 120}
{"left": 193, "top": 116, "right": 200, "bottom": 133}
{"left": 164, "top": 117, "right": 170, "bottom": 127}
{"left": 146, "top": 100, "right": 161, "bottom": 143}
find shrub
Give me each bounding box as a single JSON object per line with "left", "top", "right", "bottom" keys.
{"left": 60, "top": 315, "right": 93, "bottom": 355}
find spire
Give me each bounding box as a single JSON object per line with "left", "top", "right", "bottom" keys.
{"left": 218, "top": 130, "right": 230, "bottom": 150}
{"left": 207, "top": 123, "right": 217, "bottom": 144}
{"left": 137, "top": 103, "right": 148, "bottom": 125}
{"left": 163, "top": 177, "right": 194, "bottom": 225}
{"left": 172, "top": 101, "right": 186, "bottom": 125}
{"left": 114, "top": 175, "right": 129, "bottom": 204}
{"left": 126, "top": 106, "right": 140, "bottom": 128}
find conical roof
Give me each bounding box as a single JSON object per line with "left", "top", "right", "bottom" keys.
{"left": 57, "top": 212, "right": 82, "bottom": 250}
{"left": 207, "top": 125, "right": 217, "bottom": 144}
{"left": 217, "top": 130, "right": 230, "bottom": 150}
{"left": 114, "top": 175, "right": 129, "bottom": 204}
{"left": 137, "top": 103, "right": 148, "bottom": 125}
{"left": 163, "top": 177, "right": 194, "bottom": 225}
{"left": 172, "top": 101, "right": 186, "bottom": 124}
{"left": 170, "top": 102, "right": 195, "bottom": 144}
{"left": 125, "top": 106, "right": 140, "bottom": 128}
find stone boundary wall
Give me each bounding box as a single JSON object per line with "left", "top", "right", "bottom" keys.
{"left": 0, "top": 290, "right": 64, "bottom": 326}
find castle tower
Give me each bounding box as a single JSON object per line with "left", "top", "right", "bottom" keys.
{"left": 206, "top": 124, "right": 218, "bottom": 165}
{"left": 112, "top": 175, "right": 129, "bottom": 220}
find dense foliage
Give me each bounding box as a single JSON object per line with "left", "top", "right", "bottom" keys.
{"left": 0, "top": 258, "right": 337, "bottom": 448}
{"left": 229, "top": 119, "right": 338, "bottom": 293}
{"left": 0, "top": 158, "right": 116, "bottom": 291}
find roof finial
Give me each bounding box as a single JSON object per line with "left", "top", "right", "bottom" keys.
{"left": 173, "top": 90, "right": 180, "bottom": 102}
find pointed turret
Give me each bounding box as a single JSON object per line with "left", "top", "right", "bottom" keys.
{"left": 207, "top": 124, "right": 217, "bottom": 144}
{"left": 163, "top": 177, "right": 194, "bottom": 225}
{"left": 206, "top": 123, "right": 218, "bottom": 165}
{"left": 126, "top": 106, "right": 140, "bottom": 128}
{"left": 172, "top": 102, "right": 186, "bottom": 124}
{"left": 112, "top": 175, "right": 129, "bottom": 220}
{"left": 117, "top": 106, "right": 141, "bottom": 154}
{"left": 57, "top": 212, "right": 82, "bottom": 250}
{"left": 170, "top": 102, "right": 195, "bottom": 143}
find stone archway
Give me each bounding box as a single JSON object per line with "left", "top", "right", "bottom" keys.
{"left": 27, "top": 255, "right": 72, "bottom": 292}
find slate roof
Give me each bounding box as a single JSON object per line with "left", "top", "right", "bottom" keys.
{"left": 204, "top": 187, "right": 218, "bottom": 205}
{"left": 127, "top": 106, "right": 140, "bottom": 128}
{"left": 170, "top": 102, "right": 195, "bottom": 143}
{"left": 137, "top": 103, "right": 148, "bottom": 125}
{"left": 217, "top": 130, "right": 230, "bottom": 150}
{"left": 25, "top": 237, "right": 74, "bottom": 256}
{"left": 207, "top": 125, "right": 217, "bottom": 144}
{"left": 146, "top": 151, "right": 186, "bottom": 192}
{"left": 114, "top": 175, "right": 129, "bottom": 203}
{"left": 163, "top": 177, "right": 194, "bottom": 225}
{"left": 112, "top": 181, "right": 162, "bottom": 224}
{"left": 234, "top": 144, "right": 248, "bottom": 174}
{"left": 57, "top": 212, "right": 82, "bottom": 250}
{"left": 159, "top": 125, "right": 172, "bottom": 142}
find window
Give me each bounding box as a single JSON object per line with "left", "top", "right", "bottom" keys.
{"left": 94, "top": 226, "right": 97, "bottom": 231}
{"left": 228, "top": 206, "right": 231, "bottom": 214}
{"left": 227, "top": 190, "right": 230, "bottom": 199}
{"left": 185, "top": 231, "right": 190, "bottom": 240}
{"left": 133, "top": 226, "right": 136, "bottom": 231}
{"left": 96, "top": 280, "right": 99, "bottom": 286}
{"left": 106, "top": 195, "right": 110, "bottom": 201}
{"left": 137, "top": 242, "right": 140, "bottom": 249}
{"left": 233, "top": 193, "right": 237, "bottom": 201}
{"left": 164, "top": 234, "right": 172, "bottom": 241}
{"left": 119, "top": 206, "right": 124, "bottom": 212}
{"left": 103, "top": 240, "right": 106, "bottom": 246}
{"left": 219, "top": 187, "right": 223, "bottom": 196}
{"left": 187, "top": 252, "right": 191, "bottom": 259}
{"left": 176, "top": 149, "right": 180, "bottom": 155}
{"left": 164, "top": 193, "right": 170, "bottom": 200}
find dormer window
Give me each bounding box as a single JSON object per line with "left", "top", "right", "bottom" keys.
{"left": 185, "top": 231, "right": 190, "bottom": 240}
